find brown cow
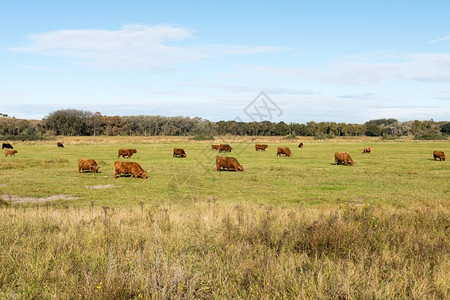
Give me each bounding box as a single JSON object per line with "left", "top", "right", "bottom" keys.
{"left": 255, "top": 144, "right": 268, "bottom": 151}
{"left": 118, "top": 148, "right": 137, "bottom": 158}
{"left": 218, "top": 144, "right": 232, "bottom": 152}
{"left": 113, "top": 161, "right": 147, "bottom": 179}
{"left": 335, "top": 152, "right": 354, "bottom": 166}
{"left": 4, "top": 149, "right": 17, "bottom": 156}
{"left": 298, "top": 142, "right": 303, "bottom": 148}
{"left": 211, "top": 145, "right": 220, "bottom": 150}
{"left": 362, "top": 146, "right": 373, "bottom": 154}
{"left": 57, "top": 142, "right": 64, "bottom": 148}
{"left": 277, "top": 147, "right": 291, "bottom": 157}
{"left": 216, "top": 156, "right": 244, "bottom": 171}
{"left": 78, "top": 159, "right": 100, "bottom": 173}
{"left": 433, "top": 151, "right": 446, "bottom": 161}
{"left": 173, "top": 148, "right": 187, "bottom": 157}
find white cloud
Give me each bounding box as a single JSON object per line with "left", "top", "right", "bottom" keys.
{"left": 9, "top": 24, "right": 284, "bottom": 69}
{"left": 427, "top": 35, "right": 450, "bottom": 44}
{"left": 258, "top": 52, "right": 450, "bottom": 85}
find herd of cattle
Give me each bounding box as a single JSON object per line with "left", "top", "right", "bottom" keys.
{"left": 1, "top": 141, "right": 447, "bottom": 179}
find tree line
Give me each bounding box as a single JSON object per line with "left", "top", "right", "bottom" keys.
{"left": 1, "top": 109, "right": 449, "bottom": 140}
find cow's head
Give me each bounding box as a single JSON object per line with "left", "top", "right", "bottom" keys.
{"left": 140, "top": 171, "right": 148, "bottom": 179}
{"left": 90, "top": 165, "right": 100, "bottom": 173}
{"left": 349, "top": 160, "right": 355, "bottom": 166}
{"left": 133, "top": 149, "right": 137, "bottom": 153}
{"left": 237, "top": 165, "right": 244, "bottom": 171}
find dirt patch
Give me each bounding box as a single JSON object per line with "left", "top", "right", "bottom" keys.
{"left": 1, "top": 194, "right": 80, "bottom": 204}
{"left": 84, "top": 184, "right": 119, "bottom": 190}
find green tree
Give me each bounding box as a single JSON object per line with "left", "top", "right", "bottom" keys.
{"left": 441, "top": 122, "right": 450, "bottom": 135}
{"left": 365, "top": 124, "right": 381, "bottom": 136}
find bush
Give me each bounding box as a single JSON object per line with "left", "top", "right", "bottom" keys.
{"left": 413, "top": 133, "right": 447, "bottom": 140}
{"left": 283, "top": 132, "right": 297, "bottom": 139}
{"left": 314, "top": 133, "right": 333, "bottom": 140}
{"left": 0, "top": 127, "right": 47, "bottom": 141}
{"left": 365, "top": 124, "right": 381, "bottom": 136}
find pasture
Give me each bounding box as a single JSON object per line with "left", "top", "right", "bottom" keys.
{"left": 0, "top": 136, "right": 448, "bottom": 207}
{"left": 0, "top": 136, "right": 449, "bottom": 299}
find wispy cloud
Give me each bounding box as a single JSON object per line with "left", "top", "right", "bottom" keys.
{"left": 258, "top": 52, "right": 450, "bottom": 85}
{"left": 427, "top": 35, "right": 450, "bottom": 44}
{"left": 9, "top": 24, "right": 285, "bottom": 69}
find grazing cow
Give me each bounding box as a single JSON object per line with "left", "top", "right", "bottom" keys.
{"left": 298, "top": 142, "right": 303, "bottom": 148}
{"left": 362, "top": 146, "right": 373, "bottom": 154}
{"left": 277, "top": 147, "right": 291, "bottom": 157}
{"left": 113, "top": 161, "right": 147, "bottom": 179}
{"left": 4, "top": 149, "right": 17, "bottom": 156}
{"left": 57, "top": 142, "right": 64, "bottom": 148}
{"left": 255, "top": 144, "right": 268, "bottom": 151}
{"left": 216, "top": 156, "right": 244, "bottom": 171}
{"left": 173, "top": 148, "right": 187, "bottom": 157}
{"left": 334, "top": 152, "right": 354, "bottom": 166}
{"left": 433, "top": 151, "right": 446, "bottom": 161}
{"left": 211, "top": 145, "right": 220, "bottom": 150}
{"left": 118, "top": 148, "right": 137, "bottom": 158}
{"left": 218, "top": 144, "right": 232, "bottom": 152}
{"left": 78, "top": 159, "right": 100, "bottom": 173}
{"left": 2, "top": 143, "right": 13, "bottom": 149}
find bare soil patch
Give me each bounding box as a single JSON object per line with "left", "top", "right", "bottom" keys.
{"left": 1, "top": 194, "right": 80, "bottom": 204}
{"left": 84, "top": 184, "right": 118, "bottom": 190}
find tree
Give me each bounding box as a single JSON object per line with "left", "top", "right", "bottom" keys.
{"left": 44, "top": 109, "right": 93, "bottom": 136}
{"left": 365, "top": 124, "right": 381, "bottom": 136}
{"left": 441, "top": 122, "right": 450, "bottom": 135}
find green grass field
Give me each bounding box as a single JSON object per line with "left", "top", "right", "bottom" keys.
{"left": 1, "top": 137, "right": 449, "bottom": 207}
{"left": 0, "top": 137, "right": 449, "bottom": 299}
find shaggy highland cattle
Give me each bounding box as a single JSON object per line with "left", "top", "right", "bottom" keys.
{"left": 277, "top": 147, "right": 291, "bottom": 157}
{"left": 173, "top": 148, "right": 187, "bottom": 157}
{"left": 118, "top": 148, "right": 137, "bottom": 158}
{"left": 362, "top": 146, "right": 373, "bottom": 154}
{"left": 218, "top": 144, "right": 232, "bottom": 152}
{"left": 255, "top": 144, "right": 268, "bottom": 151}
{"left": 216, "top": 156, "right": 244, "bottom": 171}
{"left": 4, "top": 149, "right": 17, "bottom": 156}
{"left": 2, "top": 143, "right": 13, "bottom": 149}
{"left": 211, "top": 145, "right": 220, "bottom": 150}
{"left": 433, "top": 151, "right": 446, "bottom": 161}
{"left": 57, "top": 142, "right": 64, "bottom": 148}
{"left": 113, "top": 161, "right": 147, "bottom": 179}
{"left": 298, "top": 142, "right": 303, "bottom": 148}
{"left": 334, "top": 152, "right": 354, "bottom": 166}
{"left": 78, "top": 159, "right": 100, "bottom": 173}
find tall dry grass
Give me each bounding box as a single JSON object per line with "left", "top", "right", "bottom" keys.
{"left": 0, "top": 201, "right": 449, "bottom": 299}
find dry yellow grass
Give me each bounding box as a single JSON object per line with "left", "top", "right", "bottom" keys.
{"left": 0, "top": 201, "right": 449, "bottom": 299}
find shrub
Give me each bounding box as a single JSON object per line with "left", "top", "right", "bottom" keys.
{"left": 365, "top": 124, "right": 381, "bottom": 136}
{"left": 413, "top": 133, "right": 447, "bottom": 140}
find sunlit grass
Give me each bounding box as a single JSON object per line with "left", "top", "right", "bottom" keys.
{"left": 0, "top": 136, "right": 449, "bottom": 298}
{"left": 0, "top": 202, "right": 448, "bottom": 299}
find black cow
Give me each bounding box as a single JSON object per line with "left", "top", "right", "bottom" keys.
{"left": 2, "top": 143, "right": 13, "bottom": 149}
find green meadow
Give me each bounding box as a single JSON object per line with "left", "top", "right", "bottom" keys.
{"left": 0, "top": 137, "right": 449, "bottom": 299}
{"left": 0, "top": 137, "right": 448, "bottom": 207}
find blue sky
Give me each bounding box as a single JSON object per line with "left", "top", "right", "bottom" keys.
{"left": 1, "top": 1, "right": 450, "bottom": 123}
